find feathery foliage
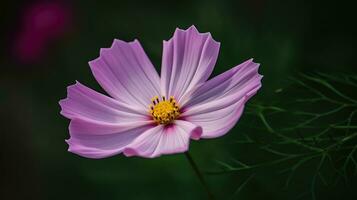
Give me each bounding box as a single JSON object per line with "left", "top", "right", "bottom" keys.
{"left": 209, "top": 73, "right": 357, "bottom": 199}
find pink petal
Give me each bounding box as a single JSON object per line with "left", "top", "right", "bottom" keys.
{"left": 67, "top": 125, "right": 153, "bottom": 159}
{"left": 60, "top": 82, "right": 155, "bottom": 158}
{"left": 161, "top": 25, "right": 220, "bottom": 101}
{"left": 69, "top": 118, "right": 151, "bottom": 136}
{"left": 89, "top": 39, "right": 160, "bottom": 108}
{"left": 181, "top": 59, "right": 262, "bottom": 138}
{"left": 59, "top": 81, "right": 149, "bottom": 123}
{"left": 123, "top": 120, "right": 202, "bottom": 158}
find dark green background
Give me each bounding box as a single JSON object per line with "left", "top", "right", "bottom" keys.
{"left": 1, "top": 0, "right": 356, "bottom": 199}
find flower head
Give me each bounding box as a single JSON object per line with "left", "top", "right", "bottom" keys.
{"left": 59, "top": 26, "right": 262, "bottom": 158}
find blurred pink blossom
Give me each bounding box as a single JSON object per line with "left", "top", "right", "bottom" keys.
{"left": 13, "top": 1, "right": 73, "bottom": 64}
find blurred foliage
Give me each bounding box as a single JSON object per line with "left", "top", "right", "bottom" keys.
{"left": 210, "top": 74, "right": 357, "bottom": 199}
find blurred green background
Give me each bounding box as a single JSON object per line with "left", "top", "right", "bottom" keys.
{"left": 1, "top": 0, "right": 356, "bottom": 199}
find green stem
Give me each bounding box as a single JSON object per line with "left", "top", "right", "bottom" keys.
{"left": 184, "top": 152, "right": 215, "bottom": 200}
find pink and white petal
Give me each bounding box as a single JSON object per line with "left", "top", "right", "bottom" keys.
{"left": 123, "top": 120, "right": 202, "bottom": 158}
{"left": 181, "top": 59, "right": 262, "bottom": 138}
{"left": 180, "top": 59, "right": 261, "bottom": 108}
{"left": 67, "top": 125, "right": 153, "bottom": 159}
{"left": 161, "top": 25, "right": 220, "bottom": 101}
{"left": 89, "top": 39, "right": 160, "bottom": 108}
{"left": 59, "top": 81, "right": 149, "bottom": 123}
{"left": 69, "top": 118, "right": 153, "bottom": 136}
{"left": 182, "top": 97, "right": 246, "bottom": 138}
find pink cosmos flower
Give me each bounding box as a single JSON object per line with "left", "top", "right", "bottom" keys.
{"left": 59, "top": 26, "right": 262, "bottom": 158}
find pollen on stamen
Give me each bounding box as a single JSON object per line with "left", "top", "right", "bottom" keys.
{"left": 149, "top": 95, "right": 180, "bottom": 125}
{"left": 151, "top": 96, "right": 159, "bottom": 105}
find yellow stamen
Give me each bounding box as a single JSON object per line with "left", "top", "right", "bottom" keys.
{"left": 149, "top": 95, "right": 180, "bottom": 125}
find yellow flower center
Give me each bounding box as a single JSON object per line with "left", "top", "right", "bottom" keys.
{"left": 149, "top": 96, "right": 180, "bottom": 125}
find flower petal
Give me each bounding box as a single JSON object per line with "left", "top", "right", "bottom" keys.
{"left": 69, "top": 118, "right": 152, "bottom": 136}
{"left": 89, "top": 39, "right": 160, "bottom": 108}
{"left": 67, "top": 125, "right": 153, "bottom": 159}
{"left": 59, "top": 81, "right": 149, "bottom": 123}
{"left": 161, "top": 25, "right": 220, "bottom": 101}
{"left": 181, "top": 59, "right": 262, "bottom": 138}
{"left": 61, "top": 82, "right": 155, "bottom": 159}
{"left": 123, "top": 120, "right": 202, "bottom": 158}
